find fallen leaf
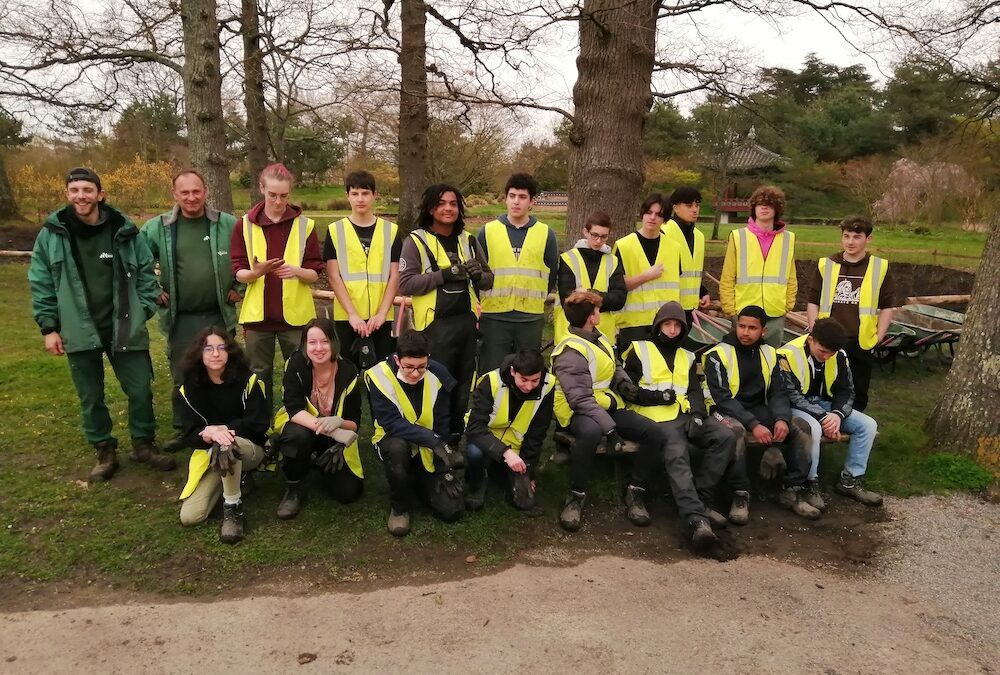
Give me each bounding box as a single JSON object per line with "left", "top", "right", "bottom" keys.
{"left": 298, "top": 653, "right": 317, "bottom": 665}
{"left": 72, "top": 480, "right": 89, "bottom": 490}
{"left": 465, "top": 555, "right": 478, "bottom": 564}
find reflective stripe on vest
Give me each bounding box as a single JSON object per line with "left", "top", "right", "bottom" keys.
{"left": 623, "top": 341, "right": 693, "bottom": 422}
{"left": 554, "top": 248, "right": 618, "bottom": 343}
{"left": 408, "top": 228, "right": 477, "bottom": 331}
{"left": 777, "top": 334, "right": 838, "bottom": 397}
{"left": 332, "top": 217, "right": 398, "bottom": 322}
{"left": 662, "top": 219, "right": 706, "bottom": 311}
{"left": 477, "top": 369, "right": 556, "bottom": 454}
{"left": 817, "top": 256, "right": 888, "bottom": 350}
{"left": 732, "top": 227, "right": 795, "bottom": 317}
{"left": 366, "top": 360, "right": 441, "bottom": 472}
{"left": 239, "top": 214, "right": 317, "bottom": 325}
{"left": 702, "top": 342, "right": 776, "bottom": 399}
{"left": 613, "top": 231, "right": 681, "bottom": 330}
{"left": 551, "top": 333, "right": 624, "bottom": 427}
{"left": 479, "top": 220, "right": 550, "bottom": 314}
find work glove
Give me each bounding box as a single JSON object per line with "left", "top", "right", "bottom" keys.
{"left": 616, "top": 379, "right": 641, "bottom": 404}
{"left": 315, "top": 443, "right": 346, "bottom": 474}
{"left": 462, "top": 259, "right": 484, "bottom": 283}
{"left": 637, "top": 387, "right": 676, "bottom": 406}
{"left": 435, "top": 470, "right": 464, "bottom": 500}
{"left": 604, "top": 430, "right": 626, "bottom": 456}
{"left": 759, "top": 446, "right": 787, "bottom": 481}
{"left": 209, "top": 442, "right": 242, "bottom": 477}
{"left": 441, "top": 263, "right": 468, "bottom": 282}
{"left": 330, "top": 428, "right": 358, "bottom": 447}
{"left": 315, "top": 416, "right": 344, "bottom": 436}
{"left": 433, "top": 440, "right": 465, "bottom": 471}
{"left": 686, "top": 415, "right": 706, "bottom": 444}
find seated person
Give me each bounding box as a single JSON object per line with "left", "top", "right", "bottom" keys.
{"left": 272, "top": 318, "right": 363, "bottom": 520}
{"left": 621, "top": 301, "right": 737, "bottom": 537}
{"left": 550, "top": 291, "right": 665, "bottom": 534}
{"left": 703, "top": 305, "right": 820, "bottom": 520}
{"left": 366, "top": 329, "right": 462, "bottom": 537}
{"left": 177, "top": 327, "right": 269, "bottom": 544}
{"left": 778, "top": 318, "right": 882, "bottom": 507}
{"left": 465, "top": 349, "right": 556, "bottom": 512}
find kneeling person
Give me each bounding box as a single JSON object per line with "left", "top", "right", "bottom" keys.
{"left": 465, "top": 350, "right": 556, "bottom": 511}
{"left": 178, "top": 328, "right": 269, "bottom": 544}
{"left": 366, "top": 330, "right": 463, "bottom": 537}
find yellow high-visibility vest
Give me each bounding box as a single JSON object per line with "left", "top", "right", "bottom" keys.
{"left": 365, "top": 360, "right": 442, "bottom": 473}
{"left": 817, "top": 256, "right": 888, "bottom": 350}
{"left": 407, "top": 228, "right": 478, "bottom": 331}
{"left": 554, "top": 247, "right": 619, "bottom": 343}
{"left": 330, "top": 217, "right": 398, "bottom": 321}
{"left": 479, "top": 220, "right": 550, "bottom": 315}
{"left": 471, "top": 369, "right": 556, "bottom": 454}
{"left": 613, "top": 231, "right": 681, "bottom": 331}
{"left": 238, "top": 214, "right": 317, "bottom": 325}
{"left": 731, "top": 227, "right": 796, "bottom": 317}
{"left": 702, "top": 342, "right": 777, "bottom": 400}
{"left": 777, "top": 334, "right": 838, "bottom": 397}
{"left": 552, "top": 332, "right": 623, "bottom": 427}
{"left": 662, "top": 219, "right": 705, "bottom": 311}
{"left": 621, "top": 341, "right": 693, "bottom": 422}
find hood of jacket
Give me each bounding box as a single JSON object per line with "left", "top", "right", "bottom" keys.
{"left": 247, "top": 201, "right": 303, "bottom": 227}
{"left": 46, "top": 203, "right": 136, "bottom": 240}
{"left": 160, "top": 203, "right": 223, "bottom": 227}
{"left": 572, "top": 238, "right": 612, "bottom": 255}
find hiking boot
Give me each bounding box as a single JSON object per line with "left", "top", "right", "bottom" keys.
{"left": 277, "top": 482, "right": 305, "bottom": 520}
{"left": 220, "top": 501, "right": 245, "bottom": 544}
{"left": 129, "top": 439, "right": 176, "bottom": 471}
{"left": 464, "top": 477, "right": 487, "bottom": 512}
{"left": 162, "top": 433, "right": 188, "bottom": 453}
{"left": 728, "top": 490, "right": 750, "bottom": 526}
{"left": 508, "top": 472, "right": 535, "bottom": 511}
{"left": 804, "top": 480, "right": 827, "bottom": 511}
{"left": 690, "top": 518, "right": 718, "bottom": 552}
{"left": 387, "top": 509, "right": 411, "bottom": 537}
{"left": 559, "top": 490, "right": 587, "bottom": 532}
{"left": 706, "top": 509, "right": 729, "bottom": 529}
{"left": 624, "top": 485, "right": 651, "bottom": 526}
{"left": 777, "top": 487, "right": 821, "bottom": 520}
{"left": 835, "top": 472, "right": 883, "bottom": 507}
{"left": 89, "top": 440, "right": 119, "bottom": 482}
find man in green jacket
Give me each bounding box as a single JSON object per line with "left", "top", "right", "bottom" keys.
{"left": 141, "top": 170, "right": 242, "bottom": 450}
{"left": 28, "top": 167, "right": 176, "bottom": 481}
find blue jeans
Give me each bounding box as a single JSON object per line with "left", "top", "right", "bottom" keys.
{"left": 466, "top": 442, "right": 487, "bottom": 490}
{"left": 792, "top": 399, "right": 877, "bottom": 479}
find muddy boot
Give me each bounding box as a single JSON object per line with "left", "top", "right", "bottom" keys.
{"left": 277, "top": 482, "right": 305, "bottom": 520}
{"left": 624, "top": 485, "right": 651, "bottom": 526}
{"left": 559, "top": 490, "right": 586, "bottom": 532}
{"left": 162, "top": 432, "right": 188, "bottom": 453}
{"left": 728, "top": 490, "right": 750, "bottom": 526}
{"left": 689, "top": 517, "right": 718, "bottom": 552}
{"left": 220, "top": 501, "right": 245, "bottom": 544}
{"left": 804, "top": 480, "right": 827, "bottom": 511}
{"left": 835, "top": 472, "right": 883, "bottom": 507}
{"left": 777, "top": 486, "right": 821, "bottom": 520}
{"left": 508, "top": 472, "right": 535, "bottom": 511}
{"left": 129, "top": 439, "right": 177, "bottom": 472}
{"left": 706, "top": 509, "right": 729, "bottom": 529}
{"left": 387, "top": 509, "right": 411, "bottom": 537}
{"left": 464, "top": 477, "right": 487, "bottom": 512}
{"left": 89, "top": 440, "right": 119, "bottom": 482}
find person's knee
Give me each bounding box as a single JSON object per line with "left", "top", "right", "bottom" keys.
{"left": 379, "top": 437, "right": 411, "bottom": 464}
{"left": 433, "top": 497, "right": 464, "bottom": 523}
{"left": 179, "top": 501, "right": 209, "bottom": 527}
{"left": 325, "top": 474, "right": 364, "bottom": 504}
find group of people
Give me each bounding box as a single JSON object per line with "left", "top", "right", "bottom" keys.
{"left": 28, "top": 164, "right": 894, "bottom": 549}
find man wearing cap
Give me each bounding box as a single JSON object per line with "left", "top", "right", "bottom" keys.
{"left": 28, "top": 168, "right": 176, "bottom": 481}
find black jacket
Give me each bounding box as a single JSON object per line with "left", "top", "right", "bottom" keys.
{"left": 178, "top": 367, "right": 270, "bottom": 448}
{"left": 465, "top": 354, "right": 554, "bottom": 468}
{"left": 779, "top": 349, "right": 855, "bottom": 421}
{"left": 703, "top": 332, "right": 791, "bottom": 429}
{"left": 282, "top": 350, "right": 362, "bottom": 425}
{"left": 556, "top": 240, "right": 627, "bottom": 311}
{"left": 367, "top": 356, "right": 455, "bottom": 448}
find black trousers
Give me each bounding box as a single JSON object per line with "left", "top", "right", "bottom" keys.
{"left": 422, "top": 312, "right": 478, "bottom": 437}
{"left": 568, "top": 408, "right": 664, "bottom": 494}
{"left": 659, "top": 414, "right": 735, "bottom": 520}
{"left": 845, "top": 338, "right": 873, "bottom": 412}
{"left": 278, "top": 422, "right": 364, "bottom": 503}
{"left": 334, "top": 321, "right": 395, "bottom": 372}
{"left": 718, "top": 405, "right": 811, "bottom": 490}
{"left": 377, "top": 436, "right": 464, "bottom": 522}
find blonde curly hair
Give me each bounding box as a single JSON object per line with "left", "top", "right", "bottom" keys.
{"left": 749, "top": 185, "right": 786, "bottom": 221}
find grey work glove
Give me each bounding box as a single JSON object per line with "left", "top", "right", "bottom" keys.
{"left": 209, "top": 442, "right": 242, "bottom": 477}
{"left": 759, "top": 446, "right": 787, "bottom": 480}
{"left": 433, "top": 440, "right": 465, "bottom": 471}
{"left": 686, "top": 415, "right": 706, "bottom": 444}
{"left": 315, "top": 443, "right": 346, "bottom": 474}
{"left": 441, "top": 263, "right": 468, "bottom": 282}
{"left": 436, "top": 470, "right": 464, "bottom": 500}
{"left": 462, "top": 259, "right": 484, "bottom": 282}
{"left": 315, "top": 416, "right": 344, "bottom": 436}
{"left": 330, "top": 428, "right": 358, "bottom": 446}
{"left": 637, "top": 387, "right": 676, "bottom": 406}
{"left": 616, "top": 380, "right": 641, "bottom": 404}
{"left": 604, "top": 430, "right": 626, "bottom": 456}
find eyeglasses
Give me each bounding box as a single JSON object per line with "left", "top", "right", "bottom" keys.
{"left": 203, "top": 345, "right": 228, "bottom": 354}
{"left": 586, "top": 230, "right": 610, "bottom": 241}
{"left": 398, "top": 363, "right": 428, "bottom": 374}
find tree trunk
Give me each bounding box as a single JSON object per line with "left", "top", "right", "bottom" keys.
{"left": 397, "top": 0, "right": 429, "bottom": 232}
{"left": 241, "top": 0, "right": 269, "bottom": 205}
{"left": 566, "top": 0, "right": 658, "bottom": 244}
{"left": 925, "top": 211, "right": 1000, "bottom": 475}
{"left": 0, "top": 156, "right": 18, "bottom": 220}
{"left": 180, "top": 0, "right": 233, "bottom": 212}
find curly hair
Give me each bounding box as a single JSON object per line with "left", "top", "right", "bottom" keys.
{"left": 749, "top": 185, "right": 786, "bottom": 221}
{"left": 416, "top": 183, "right": 466, "bottom": 231}
{"left": 178, "top": 326, "right": 250, "bottom": 386}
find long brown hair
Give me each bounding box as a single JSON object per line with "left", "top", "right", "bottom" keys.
{"left": 178, "top": 326, "right": 250, "bottom": 385}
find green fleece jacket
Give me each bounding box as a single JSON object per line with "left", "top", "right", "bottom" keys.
{"left": 140, "top": 205, "right": 242, "bottom": 336}
{"left": 28, "top": 204, "right": 160, "bottom": 353}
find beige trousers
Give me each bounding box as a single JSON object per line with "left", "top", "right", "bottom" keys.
{"left": 179, "top": 437, "right": 265, "bottom": 526}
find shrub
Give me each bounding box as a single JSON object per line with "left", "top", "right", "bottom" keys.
{"left": 919, "top": 452, "right": 994, "bottom": 492}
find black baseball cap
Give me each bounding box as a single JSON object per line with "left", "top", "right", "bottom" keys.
{"left": 65, "top": 167, "right": 102, "bottom": 191}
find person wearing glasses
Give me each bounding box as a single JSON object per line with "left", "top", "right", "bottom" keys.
{"left": 554, "top": 210, "right": 626, "bottom": 344}
{"left": 176, "top": 327, "right": 269, "bottom": 544}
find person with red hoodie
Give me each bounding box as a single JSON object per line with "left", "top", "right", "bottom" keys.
{"left": 230, "top": 164, "right": 323, "bottom": 406}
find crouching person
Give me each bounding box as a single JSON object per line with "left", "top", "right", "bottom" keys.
{"left": 178, "top": 328, "right": 269, "bottom": 543}
{"left": 465, "top": 350, "right": 555, "bottom": 512}
{"left": 366, "top": 329, "right": 463, "bottom": 537}
{"left": 703, "top": 305, "right": 819, "bottom": 520}
{"left": 621, "top": 301, "right": 736, "bottom": 546}
{"left": 273, "top": 318, "right": 364, "bottom": 520}
{"left": 551, "top": 291, "right": 665, "bottom": 533}
{"left": 778, "top": 318, "right": 882, "bottom": 507}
